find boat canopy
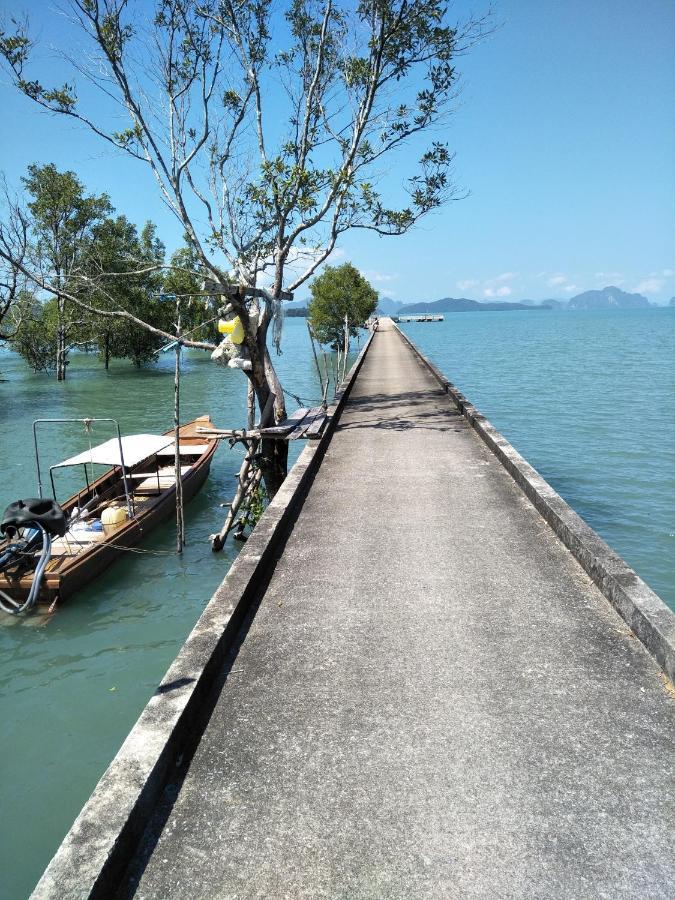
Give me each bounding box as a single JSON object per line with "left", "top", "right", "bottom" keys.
{"left": 52, "top": 434, "right": 173, "bottom": 470}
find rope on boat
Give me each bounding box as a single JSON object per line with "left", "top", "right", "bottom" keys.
{"left": 0, "top": 523, "right": 51, "bottom": 616}
{"left": 57, "top": 533, "right": 178, "bottom": 556}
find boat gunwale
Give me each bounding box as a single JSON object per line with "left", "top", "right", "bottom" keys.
{"left": 0, "top": 418, "right": 219, "bottom": 602}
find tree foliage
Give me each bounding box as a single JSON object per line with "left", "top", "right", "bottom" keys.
{"left": 308, "top": 263, "right": 377, "bottom": 349}
{"left": 82, "top": 217, "right": 171, "bottom": 367}
{"left": 6, "top": 166, "right": 174, "bottom": 372}
{"left": 0, "top": 181, "right": 30, "bottom": 342}
{"left": 0, "top": 0, "right": 488, "bottom": 492}
{"left": 10, "top": 293, "right": 59, "bottom": 372}
{"left": 161, "top": 244, "right": 221, "bottom": 345}
{"left": 21, "top": 163, "right": 112, "bottom": 378}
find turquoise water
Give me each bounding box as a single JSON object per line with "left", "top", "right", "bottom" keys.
{"left": 0, "top": 319, "right": 356, "bottom": 899}
{"left": 399, "top": 308, "right": 675, "bottom": 611}
{"left": 2, "top": 310, "right": 673, "bottom": 897}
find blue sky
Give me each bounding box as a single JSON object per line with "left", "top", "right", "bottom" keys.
{"left": 1, "top": 0, "right": 673, "bottom": 304}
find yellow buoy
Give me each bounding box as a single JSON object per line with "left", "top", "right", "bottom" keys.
{"left": 101, "top": 506, "right": 129, "bottom": 527}
{"left": 218, "top": 316, "right": 245, "bottom": 344}
{"left": 229, "top": 317, "right": 245, "bottom": 344}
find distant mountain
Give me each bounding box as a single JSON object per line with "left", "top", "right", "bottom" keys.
{"left": 513, "top": 298, "right": 565, "bottom": 308}
{"left": 376, "top": 297, "right": 403, "bottom": 316}
{"left": 397, "top": 297, "right": 541, "bottom": 314}
{"left": 540, "top": 299, "right": 568, "bottom": 309}
{"left": 669, "top": 297, "right": 675, "bottom": 307}
{"left": 568, "top": 286, "right": 650, "bottom": 309}
{"left": 366, "top": 285, "right": 657, "bottom": 317}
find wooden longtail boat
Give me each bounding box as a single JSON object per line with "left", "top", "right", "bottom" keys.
{"left": 0, "top": 416, "right": 219, "bottom": 610}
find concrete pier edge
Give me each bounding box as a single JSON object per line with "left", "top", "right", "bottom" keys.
{"left": 31, "top": 332, "right": 375, "bottom": 900}
{"left": 394, "top": 322, "right": 675, "bottom": 683}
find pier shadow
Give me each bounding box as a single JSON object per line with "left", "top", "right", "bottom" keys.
{"left": 114, "top": 532, "right": 294, "bottom": 899}
{"left": 337, "top": 389, "right": 463, "bottom": 434}
{"left": 156, "top": 676, "right": 195, "bottom": 694}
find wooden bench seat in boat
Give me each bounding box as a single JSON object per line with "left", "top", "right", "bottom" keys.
{"left": 156, "top": 444, "right": 211, "bottom": 457}
{"left": 131, "top": 465, "right": 193, "bottom": 494}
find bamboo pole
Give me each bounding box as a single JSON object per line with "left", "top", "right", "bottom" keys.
{"left": 174, "top": 298, "right": 185, "bottom": 552}
{"left": 210, "top": 391, "right": 276, "bottom": 551}
{"left": 321, "top": 349, "right": 331, "bottom": 400}
{"left": 211, "top": 439, "right": 258, "bottom": 551}
{"left": 247, "top": 379, "right": 256, "bottom": 431}
{"left": 234, "top": 467, "right": 264, "bottom": 540}
{"left": 306, "top": 320, "right": 324, "bottom": 394}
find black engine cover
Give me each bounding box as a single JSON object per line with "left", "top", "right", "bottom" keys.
{"left": 1, "top": 498, "right": 67, "bottom": 538}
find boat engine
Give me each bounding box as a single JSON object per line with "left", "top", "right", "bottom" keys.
{"left": 0, "top": 498, "right": 66, "bottom": 615}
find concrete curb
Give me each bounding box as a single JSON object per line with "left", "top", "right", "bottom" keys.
{"left": 394, "top": 323, "right": 675, "bottom": 683}
{"left": 31, "top": 332, "right": 375, "bottom": 900}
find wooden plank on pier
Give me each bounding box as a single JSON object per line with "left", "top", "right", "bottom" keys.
{"left": 305, "top": 411, "right": 328, "bottom": 439}
{"left": 197, "top": 404, "right": 326, "bottom": 442}
{"left": 260, "top": 407, "right": 309, "bottom": 438}
{"left": 288, "top": 406, "right": 325, "bottom": 440}
{"left": 196, "top": 427, "right": 261, "bottom": 440}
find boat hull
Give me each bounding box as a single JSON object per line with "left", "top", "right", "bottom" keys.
{"left": 0, "top": 418, "right": 218, "bottom": 606}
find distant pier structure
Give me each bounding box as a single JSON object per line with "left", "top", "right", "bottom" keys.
{"left": 393, "top": 313, "right": 444, "bottom": 322}
{"left": 32, "top": 318, "right": 675, "bottom": 900}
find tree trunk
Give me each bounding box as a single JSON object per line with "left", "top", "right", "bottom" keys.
{"left": 214, "top": 281, "right": 290, "bottom": 499}
{"left": 56, "top": 294, "right": 67, "bottom": 381}
{"left": 232, "top": 282, "right": 288, "bottom": 499}
{"left": 260, "top": 437, "right": 288, "bottom": 497}
{"left": 256, "top": 328, "right": 288, "bottom": 497}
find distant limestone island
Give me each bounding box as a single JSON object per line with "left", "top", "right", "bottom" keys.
{"left": 377, "top": 286, "right": 658, "bottom": 317}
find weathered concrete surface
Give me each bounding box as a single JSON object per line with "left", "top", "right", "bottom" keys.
{"left": 126, "top": 322, "right": 675, "bottom": 899}
{"left": 395, "top": 324, "right": 675, "bottom": 683}
{"left": 31, "top": 339, "right": 374, "bottom": 900}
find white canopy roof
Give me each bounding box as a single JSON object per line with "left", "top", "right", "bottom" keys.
{"left": 52, "top": 434, "right": 173, "bottom": 469}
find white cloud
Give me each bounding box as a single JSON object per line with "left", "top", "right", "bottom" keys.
{"left": 456, "top": 272, "right": 520, "bottom": 299}
{"left": 633, "top": 277, "right": 665, "bottom": 295}
{"left": 480, "top": 272, "right": 519, "bottom": 298}
{"left": 256, "top": 246, "right": 346, "bottom": 289}
{"left": 547, "top": 274, "right": 567, "bottom": 287}
{"left": 563, "top": 284, "right": 577, "bottom": 293}
{"left": 457, "top": 279, "right": 478, "bottom": 291}
{"left": 662, "top": 268, "right": 674, "bottom": 277}
{"left": 484, "top": 286, "right": 512, "bottom": 298}
{"left": 594, "top": 271, "right": 625, "bottom": 286}
{"left": 364, "top": 270, "right": 398, "bottom": 284}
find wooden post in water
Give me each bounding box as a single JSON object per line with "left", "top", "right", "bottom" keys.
{"left": 321, "top": 348, "right": 331, "bottom": 401}
{"left": 174, "top": 298, "right": 185, "bottom": 552}
{"left": 211, "top": 392, "right": 276, "bottom": 552}
{"left": 247, "top": 380, "right": 256, "bottom": 431}
{"left": 307, "top": 320, "right": 324, "bottom": 395}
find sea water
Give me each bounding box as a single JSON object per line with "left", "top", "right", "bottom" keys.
{"left": 0, "top": 319, "right": 342, "bottom": 899}
{"left": 1, "top": 310, "right": 673, "bottom": 897}
{"left": 398, "top": 307, "right": 675, "bottom": 612}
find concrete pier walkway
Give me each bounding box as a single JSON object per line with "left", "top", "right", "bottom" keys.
{"left": 126, "top": 323, "right": 673, "bottom": 898}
